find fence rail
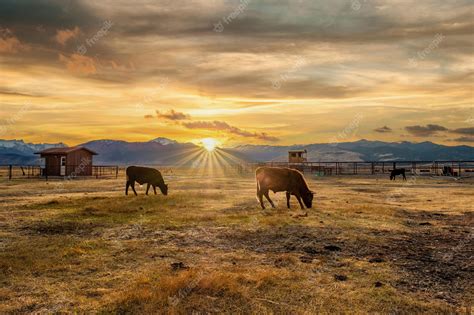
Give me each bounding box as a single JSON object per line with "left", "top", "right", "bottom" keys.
{"left": 248, "top": 161, "right": 474, "bottom": 177}
{"left": 0, "top": 165, "right": 123, "bottom": 180}
{"left": 2, "top": 161, "right": 474, "bottom": 180}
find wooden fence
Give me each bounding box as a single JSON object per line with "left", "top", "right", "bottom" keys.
{"left": 248, "top": 161, "right": 474, "bottom": 177}
{"left": 2, "top": 161, "right": 474, "bottom": 180}
{"left": 0, "top": 165, "right": 123, "bottom": 180}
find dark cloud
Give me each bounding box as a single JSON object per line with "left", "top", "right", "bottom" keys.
{"left": 405, "top": 124, "right": 448, "bottom": 136}
{"left": 451, "top": 127, "right": 474, "bottom": 135}
{"left": 156, "top": 109, "right": 190, "bottom": 120}
{"left": 374, "top": 126, "right": 392, "bottom": 133}
{"left": 182, "top": 120, "right": 279, "bottom": 142}
{"left": 452, "top": 136, "right": 474, "bottom": 143}
{"left": 0, "top": 0, "right": 99, "bottom": 34}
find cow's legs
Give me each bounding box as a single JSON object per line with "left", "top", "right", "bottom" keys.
{"left": 153, "top": 185, "right": 157, "bottom": 195}
{"left": 263, "top": 190, "right": 275, "bottom": 208}
{"left": 295, "top": 194, "right": 305, "bottom": 210}
{"left": 403, "top": 173, "right": 407, "bottom": 180}
{"left": 130, "top": 181, "right": 138, "bottom": 196}
{"left": 286, "top": 191, "right": 291, "bottom": 209}
{"left": 257, "top": 187, "right": 265, "bottom": 209}
{"left": 146, "top": 184, "right": 150, "bottom": 195}
{"left": 126, "top": 180, "right": 130, "bottom": 195}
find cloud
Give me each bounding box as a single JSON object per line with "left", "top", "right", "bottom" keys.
{"left": 452, "top": 136, "right": 474, "bottom": 143}
{"left": 404, "top": 124, "right": 448, "bottom": 136}
{"left": 182, "top": 120, "right": 279, "bottom": 141}
{"left": 156, "top": 109, "right": 190, "bottom": 120}
{"left": 55, "top": 26, "right": 81, "bottom": 45}
{"left": 149, "top": 108, "right": 279, "bottom": 141}
{"left": 59, "top": 53, "right": 96, "bottom": 75}
{"left": 374, "top": 126, "right": 392, "bottom": 133}
{"left": 0, "top": 28, "right": 28, "bottom": 53}
{"left": 451, "top": 127, "right": 474, "bottom": 135}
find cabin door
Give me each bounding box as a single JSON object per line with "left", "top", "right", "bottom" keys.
{"left": 60, "top": 156, "right": 66, "bottom": 176}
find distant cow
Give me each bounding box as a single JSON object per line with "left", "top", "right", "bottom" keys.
{"left": 126, "top": 166, "right": 168, "bottom": 196}
{"left": 256, "top": 167, "right": 314, "bottom": 210}
{"left": 390, "top": 168, "right": 407, "bottom": 180}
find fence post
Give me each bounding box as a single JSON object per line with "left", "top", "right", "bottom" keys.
{"left": 116, "top": 166, "right": 119, "bottom": 179}
{"left": 8, "top": 165, "right": 12, "bottom": 180}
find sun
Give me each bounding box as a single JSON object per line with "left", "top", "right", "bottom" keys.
{"left": 200, "top": 138, "right": 219, "bottom": 152}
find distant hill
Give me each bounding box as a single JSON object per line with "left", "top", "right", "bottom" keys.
{"left": 0, "top": 139, "right": 66, "bottom": 165}
{"left": 1, "top": 138, "right": 473, "bottom": 165}
{"left": 229, "top": 139, "right": 474, "bottom": 162}
{"left": 81, "top": 138, "right": 196, "bottom": 165}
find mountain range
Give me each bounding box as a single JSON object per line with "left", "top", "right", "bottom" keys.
{"left": 0, "top": 138, "right": 472, "bottom": 165}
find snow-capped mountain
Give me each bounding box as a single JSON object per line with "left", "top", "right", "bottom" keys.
{"left": 0, "top": 139, "right": 66, "bottom": 165}
{"left": 1, "top": 138, "right": 473, "bottom": 165}
{"left": 148, "top": 137, "right": 178, "bottom": 145}
{"left": 0, "top": 139, "right": 66, "bottom": 155}
{"left": 230, "top": 139, "right": 474, "bottom": 162}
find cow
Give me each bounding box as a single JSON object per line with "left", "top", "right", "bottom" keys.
{"left": 125, "top": 166, "right": 168, "bottom": 196}
{"left": 390, "top": 168, "right": 407, "bottom": 180}
{"left": 256, "top": 167, "right": 314, "bottom": 210}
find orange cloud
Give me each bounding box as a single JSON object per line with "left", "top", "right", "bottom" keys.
{"left": 59, "top": 53, "right": 97, "bottom": 75}
{"left": 156, "top": 109, "right": 190, "bottom": 120}
{"left": 55, "top": 27, "right": 80, "bottom": 45}
{"left": 182, "top": 120, "right": 279, "bottom": 142}
{"left": 0, "top": 28, "right": 29, "bottom": 53}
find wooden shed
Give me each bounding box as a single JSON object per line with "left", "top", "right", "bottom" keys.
{"left": 35, "top": 146, "right": 97, "bottom": 177}
{"left": 288, "top": 150, "right": 307, "bottom": 163}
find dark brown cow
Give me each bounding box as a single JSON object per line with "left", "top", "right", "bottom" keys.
{"left": 256, "top": 167, "right": 314, "bottom": 210}
{"left": 125, "top": 166, "right": 168, "bottom": 196}
{"left": 390, "top": 168, "right": 407, "bottom": 180}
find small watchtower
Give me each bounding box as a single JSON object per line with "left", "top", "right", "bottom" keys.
{"left": 288, "top": 150, "right": 307, "bottom": 163}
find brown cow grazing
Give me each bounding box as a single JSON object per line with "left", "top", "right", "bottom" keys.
{"left": 126, "top": 166, "right": 168, "bottom": 196}
{"left": 256, "top": 167, "right": 314, "bottom": 210}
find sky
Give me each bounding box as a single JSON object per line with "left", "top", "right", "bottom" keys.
{"left": 0, "top": 0, "right": 473, "bottom": 146}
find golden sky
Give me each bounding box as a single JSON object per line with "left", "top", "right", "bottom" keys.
{"left": 1, "top": 0, "right": 473, "bottom": 146}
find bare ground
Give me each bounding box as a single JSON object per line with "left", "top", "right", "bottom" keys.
{"left": 0, "top": 175, "right": 472, "bottom": 314}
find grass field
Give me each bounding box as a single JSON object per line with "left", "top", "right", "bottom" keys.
{"left": 0, "top": 173, "right": 472, "bottom": 314}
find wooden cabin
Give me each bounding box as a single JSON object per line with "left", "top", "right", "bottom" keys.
{"left": 288, "top": 150, "right": 307, "bottom": 163}
{"left": 35, "top": 146, "right": 97, "bottom": 177}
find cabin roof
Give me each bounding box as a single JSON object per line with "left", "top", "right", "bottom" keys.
{"left": 288, "top": 149, "right": 307, "bottom": 153}
{"left": 35, "top": 146, "right": 98, "bottom": 155}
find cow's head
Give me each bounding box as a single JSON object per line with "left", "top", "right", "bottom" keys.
{"left": 161, "top": 184, "right": 168, "bottom": 196}
{"left": 303, "top": 190, "right": 314, "bottom": 208}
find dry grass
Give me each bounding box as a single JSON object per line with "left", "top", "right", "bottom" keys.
{"left": 0, "top": 174, "right": 472, "bottom": 314}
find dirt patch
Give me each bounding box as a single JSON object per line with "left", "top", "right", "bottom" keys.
{"left": 384, "top": 211, "right": 473, "bottom": 305}
{"left": 217, "top": 225, "right": 345, "bottom": 255}
{"left": 351, "top": 188, "right": 384, "bottom": 193}
{"left": 215, "top": 215, "right": 473, "bottom": 305}
{"left": 22, "top": 220, "right": 104, "bottom": 236}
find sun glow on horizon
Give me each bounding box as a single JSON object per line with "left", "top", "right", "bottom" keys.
{"left": 200, "top": 138, "right": 219, "bottom": 152}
